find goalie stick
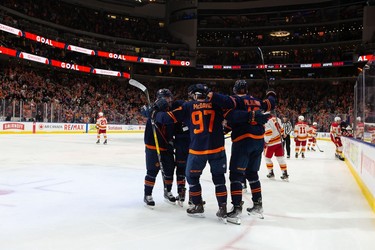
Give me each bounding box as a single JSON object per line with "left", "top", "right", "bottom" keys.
{"left": 129, "top": 79, "right": 166, "bottom": 179}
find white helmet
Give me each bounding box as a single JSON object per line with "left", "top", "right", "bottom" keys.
{"left": 313, "top": 122, "right": 317, "bottom": 126}
{"left": 298, "top": 115, "right": 304, "bottom": 121}
{"left": 98, "top": 112, "right": 103, "bottom": 117}
{"left": 356, "top": 117, "right": 361, "bottom": 122}
{"left": 334, "top": 117, "right": 341, "bottom": 122}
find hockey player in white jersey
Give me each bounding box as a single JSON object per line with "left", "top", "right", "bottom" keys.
{"left": 264, "top": 114, "right": 289, "bottom": 181}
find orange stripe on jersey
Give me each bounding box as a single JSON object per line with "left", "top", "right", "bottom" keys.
{"left": 190, "top": 191, "right": 201, "bottom": 196}
{"left": 216, "top": 192, "right": 227, "bottom": 197}
{"left": 264, "top": 99, "right": 271, "bottom": 112}
{"left": 167, "top": 111, "right": 178, "bottom": 123}
{"left": 164, "top": 180, "right": 173, "bottom": 185}
{"left": 251, "top": 188, "right": 261, "bottom": 193}
{"left": 144, "top": 180, "right": 155, "bottom": 186}
{"left": 268, "top": 135, "right": 281, "bottom": 144}
{"left": 190, "top": 170, "right": 202, "bottom": 173}
{"left": 265, "top": 130, "right": 273, "bottom": 136}
{"left": 223, "top": 109, "right": 232, "bottom": 118}
{"left": 280, "top": 164, "right": 287, "bottom": 170}
{"left": 232, "top": 133, "right": 264, "bottom": 142}
{"left": 145, "top": 144, "right": 168, "bottom": 151}
{"left": 189, "top": 146, "right": 225, "bottom": 155}
{"left": 231, "top": 190, "right": 242, "bottom": 195}
{"left": 229, "top": 96, "right": 237, "bottom": 109}
{"left": 297, "top": 135, "right": 308, "bottom": 140}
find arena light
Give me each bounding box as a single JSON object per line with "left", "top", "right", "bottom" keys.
{"left": 270, "top": 31, "right": 290, "bottom": 37}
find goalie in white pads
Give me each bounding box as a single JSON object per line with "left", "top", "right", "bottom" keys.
{"left": 264, "top": 114, "right": 289, "bottom": 181}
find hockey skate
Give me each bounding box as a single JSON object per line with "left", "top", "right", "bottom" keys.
{"left": 247, "top": 198, "right": 264, "bottom": 219}
{"left": 307, "top": 147, "right": 310, "bottom": 151}
{"left": 311, "top": 148, "right": 316, "bottom": 151}
{"left": 176, "top": 188, "right": 186, "bottom": 207}
{"left": 227, "top": 201, "right": 244, "bottom": 225}
{"left": 164, "top": 190, "right": 176, "bottom": 205}
{"left": 144, "top": 195, "right": 155, "bottom": 209}
{"left": 187, "top": 202, "right": 205, "bottom": 218}
{"left": 96, "top": 139, "right": 100, "bottom": 144}
{"left": 266, "top": 169, "right": 275, "bottom": 179}
{"left": 216, "top": 204, "right": 228, "bottom": 224}
{"left": 301, "top": 152, "right": 305, "bottom": 159}
{"left": 295, "top": 152, "right": 298, "bottom": 158}
{"left": 336, "top": 153, "right": 345, "bottom": 161}
{"left": 280, "top": 170, "right": 289, "bottom": 181}
{"left": 103, "top": 139, "right": 107, "bottom": 145}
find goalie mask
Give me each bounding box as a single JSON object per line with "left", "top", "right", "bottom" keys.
{"left": 98, "top": 112, "right": 103, "bottom": 117}
{"left": 298, "top": 115, "right": 304, "bottom": 121}
{"left": 334, "top": 117, "right": 341, "bottom": 122}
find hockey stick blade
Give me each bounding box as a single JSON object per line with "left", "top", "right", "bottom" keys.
{"left": 129, "top": 79, "right": 147, "bottom": 93}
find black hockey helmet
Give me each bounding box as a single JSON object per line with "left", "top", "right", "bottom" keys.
{"left": 233, "top": 80, "right": 248, "bottom": 94}
{"left": 187, "top": 84, "right": 196, "bottom": 100}
{"left": 191, "top": 83, "right": 209, "bottom": 99}
{"left": 156, "top": 88, "right": 173, "bottom": 99}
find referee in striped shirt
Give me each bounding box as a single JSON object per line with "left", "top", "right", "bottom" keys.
{"left": 281, "top": 116, "right": 293, "bottom": 158}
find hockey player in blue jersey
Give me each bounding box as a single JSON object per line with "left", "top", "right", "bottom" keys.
{"left": 143, "top": 88, "right": 176, "bottom": 208}
{"left": 152, "top": 84, "right": 233, "bottom": 222}
{"left": 153, "top": 84, "right": 270, "bottom": 223}
{"left": 171, "top": 99, "right": 190, "bottom": 207}
{"left": 223, "top": 80, "right": 276, "bottom": 224}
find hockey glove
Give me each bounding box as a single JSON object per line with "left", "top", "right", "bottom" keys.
{"left": 154, "top": 98, "right": 169, "bottom": 111}
{"left": 151, "top": 98, "right": 168, "bottom": 119}
{"left": 249, "top": 110, "right": 270, "bottom": 125}
{"left": 140, "top": 105, "right": 151, "bottom": 118}
{"left": 294, "top": 138, "right": 298, "bottom": 143}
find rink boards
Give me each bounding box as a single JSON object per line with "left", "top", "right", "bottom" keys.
{"left": 0, "top": 122, "right": 145, "bottom": 134}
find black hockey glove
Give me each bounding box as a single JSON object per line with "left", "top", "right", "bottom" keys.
{"left": 140, "top": 105, "right": 151, "bottom": 118}
{"left": 249, "top": 110, "right": 270, "bottom": 125}
{"left": 151, "top": 98, "right": 168, "bottom": 119}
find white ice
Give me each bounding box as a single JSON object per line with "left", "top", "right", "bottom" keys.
{"left": 0, "top": 133, "right": 374, "bottom": 250}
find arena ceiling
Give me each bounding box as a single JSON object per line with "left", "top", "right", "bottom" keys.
{"left": 96, "top": 0, "right": 166, "bottom": 7}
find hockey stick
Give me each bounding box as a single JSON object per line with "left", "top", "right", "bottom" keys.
{"left": 257, "top": 47, "right": 270, "bottom": 89}
{"left": 315, "top": 140, "right": 324, "bottom": 152}
{"left": 129, "top": 79, "right": 166, "bottom": 177}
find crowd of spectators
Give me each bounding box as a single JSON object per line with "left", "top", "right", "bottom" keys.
{"left": 198, "top": 1, "right": 365, "bottom": 28}
{"left": 0, "top": 0, "right": 190, "bottom": 61}
{"left": 197, "top": 44, "right": 360, "bottom": 65}
{"left": 0, "top": 61, "right": 148, "bottom": 125}
{"left": 0, "top": 0, "right": 367, "bottom": 132}
{"left": 197, "top": 22, "right": 363, "bottom": 47}
{"left": 2, "top": 0, "right": 179, "bottom": 44}
{"left": 0, "top": 59, "right": 356, "bottom": 132}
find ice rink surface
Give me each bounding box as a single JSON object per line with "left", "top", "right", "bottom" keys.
{"left": 0, "top": 133, "right": 374, "bottom": 250}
